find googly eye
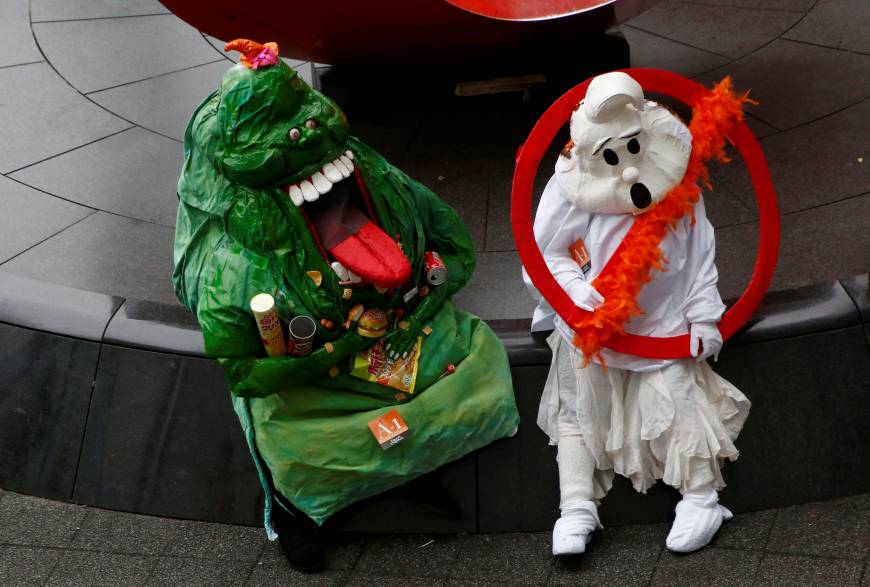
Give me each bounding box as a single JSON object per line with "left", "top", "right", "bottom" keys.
{"left": 603, "top": 148, "right": 619, "bottom": 166}
{"left": 288, "top": 127, "right": 301, "bottom": 141}
{"left": 627, "top": 138, "right": 640, "bottom": 154}
{"left": 305, "top": 119, "right": 317, "bottom": 130}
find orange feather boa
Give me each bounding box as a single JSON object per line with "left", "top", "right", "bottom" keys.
{"left": 572, "top": 77, "right": 753, "bottom": 364}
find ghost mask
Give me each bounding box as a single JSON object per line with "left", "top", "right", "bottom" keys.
{"left": 555, "top": 72, "right": 692, "bottom": 215}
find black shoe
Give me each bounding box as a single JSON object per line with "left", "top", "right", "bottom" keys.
{"left": 271, "top": 504, "right": 326, "bottom": 573}
{"left": 398, "top": 472, "right": 463, "bottom": 519}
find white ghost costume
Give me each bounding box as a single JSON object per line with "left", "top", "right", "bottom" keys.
{"left": 523, "top": 72, "right": 750, "bottom": 554}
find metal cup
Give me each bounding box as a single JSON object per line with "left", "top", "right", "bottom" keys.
{"left": 288, "top": 315, "right": 317, "bottom": 357}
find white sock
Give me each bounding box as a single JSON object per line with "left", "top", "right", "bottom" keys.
{"left": 553, "top": 435, "right": 601, "bottom": 556}
{"left": 666, "top": 486, "right": 733, "bottom": 553}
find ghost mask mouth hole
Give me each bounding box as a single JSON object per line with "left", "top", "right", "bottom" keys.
{"left": 630, "top": 182, "right": 652, "bottom": 209}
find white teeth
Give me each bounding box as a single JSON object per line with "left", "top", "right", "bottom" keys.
{"left": 375, "top": 286, "right": 387, "bottom": 294}
{"left": 334, "top": 158, "right": 351, "bottom": 177}
{"left": 331, "top": 261, "right": 350, "bottom": 281}
{"left": 348, "top": 270, "right": 362, "bottom": 283}
{"left": 312, "top": 171, "right": 332, "bottom": 195}
{"left": 323, "top": 162, "right": 343, "bottom": 182}
{"left": 288, "top": 184, "right": 304, "bottom": 206}
{"left": 345, "top": 150, "right": 354, "bottom": 160}
{"left": 300, "top": 180, "right": 319, "bottom": 201}
{"left": 339, "top": 155, "right": 354, "bottom": 173}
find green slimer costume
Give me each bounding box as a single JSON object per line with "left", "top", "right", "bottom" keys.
{"left": 172, "top": 45, "right": 519, "bottom": 531}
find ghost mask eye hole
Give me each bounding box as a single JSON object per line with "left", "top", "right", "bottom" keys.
{"left": 627, "top": 138, "right": 640, "bottom": 154}
{"left": 288, "top": 127, "right": 301, "bottom": 141}
{"left": 305, "top": 119, "right": 317, "bottom": 130}
{"left": 603, "top": 148, "right": 619, "bottom": 166}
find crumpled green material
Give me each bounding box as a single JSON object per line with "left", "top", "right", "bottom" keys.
{"left": 172, "top": 60, "right": 519, "bottom": 525}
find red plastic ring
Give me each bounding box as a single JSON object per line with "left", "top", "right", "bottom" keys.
{"left": 511, "top": 68, "right": 780, "bottom": 359}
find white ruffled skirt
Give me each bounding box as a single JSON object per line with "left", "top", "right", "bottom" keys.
{"left": 538, "top": 332, "right": 750, "bottom": 499}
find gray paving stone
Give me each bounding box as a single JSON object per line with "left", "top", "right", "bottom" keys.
{"left": 830, "top": 494, "right": 870, "bottom": 510}
{"left": 346, "top": 574, "right": 446, "bottom": 586}
{"left": 743, "top": 114, "right": 779, "bottom": 139}
{"left": 622, "top": 25, "right": 730, "bottom": 78}
{"left": 0, "top": 493, "right": 86, "bottom": 548}
{"left": 32, "top": 14, "right": 219, "bottom": 94}
{"left": 355, "top": 534, "right": 463, "bottom": 578}
{"left": 1, "top": 212, "right": 177, "bottom": 305}
{"left": 163, "top": 521, "right": 265, "bottom": 562}
{"left": 696, "top": 39, "right": 870, "bottom": 130}
{"left": 31, "top": 0, "right": 169, "bottom": 22}
{"left": 756, "top": 552, "right": 864, "bottom": 586}
{"left": 760, "top": 98, "right": 869, "bottom": 215}
{"left": 711, "top": 509, "right": 776, "bottom": 551}
{"left": 260, "top": 533, "right": 363, "bottom": 571}
{"left": 766, "top": 502, "right": 870, "bottom": 560}
{"left": 452, "top": 251, "right": 536, "bottom": 321}
{"left": 46, "top": 550, "right": 154, "bottom": 587}
{"left": 784, "top": 0, "right": 870, "bottom": 54}
{"left": 0, "top": 545, "right": 63, "bottom": 587}
{"left": 146, "top": 557, "right": 253, "bottom": 586}
{"left": 11, "top": 127, "right": 183, "bottom": 226}
{"left": 626, "top": 1, "right": 802, "bottom": 59}
{"left": 246, "top": 561, "right": 347, "bottom": 586}
{"left": 679, "top": 0, "right": 813, "bottom": 9}
{"left": 0, "top": 176, "right": 93, "bottom": 263}
{"left": 203, "top": 35, "right": 235, "bottom": 62}
{"left": 715, "top": 193, "right": 870, "bottom": 300}
{"left": 450, "top": 532, "right": 552, "bottom": 584}
{"left": 69, "top": 508, "right": 186, "bottom": 557}
{"left": 652, "top": 548, "right": 762, "bottom": 586}
{"left": 89, "top": 60, "right": 228, "bottom": 141}
{"left": 0, "top": 62, "right": 130, "bottom": 173}
{"left": 549, "top": 548, "right": 658, "bottom": 586}
{"left": 0, "top": 2, "right": 42, "bottom": 68}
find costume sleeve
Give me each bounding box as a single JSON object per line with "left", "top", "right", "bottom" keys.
{"left": 681, "top": 196, "right": 726, "bottom": 325}
{"left": 197, "top": 242, "right": 371, "bottom": 397}
{"left": 527, "top": 176, "right": 591, "bottom": 298}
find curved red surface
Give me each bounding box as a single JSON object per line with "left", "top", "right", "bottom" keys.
{"left": 444, "top": 0, "right": 615, "bottom": 21}
{"left": 512, "top": 68, "right": 780, "bottom": 359}
{"left": 158, "top": 0, "right": 619, "bottom": 64}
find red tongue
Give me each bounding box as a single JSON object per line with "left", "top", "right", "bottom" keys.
{"left": 330, "top": 221, "right": 410, "bottom": 289}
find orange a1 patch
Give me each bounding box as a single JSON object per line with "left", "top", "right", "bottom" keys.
{"left": 368, "top": 408, "right": 410, "bottom": 450}
{"left": 569, "top": 238, "right": 591, "bottom": 275}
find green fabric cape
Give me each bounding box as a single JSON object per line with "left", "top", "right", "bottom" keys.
{"left": 172, "top": 61, "right": 518, "bottom": 527}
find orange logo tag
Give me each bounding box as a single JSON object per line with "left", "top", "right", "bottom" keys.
{"left": 569, "top": 238, "right": 591, "bottom": 275}
{"left": 368, "top": 408, "right": 410, "bottom": 450}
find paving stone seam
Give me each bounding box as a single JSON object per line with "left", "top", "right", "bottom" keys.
{"left": 83, "top": 57, "right": 227, "bottom": 97}
{"left": 199, "top": 32, "right": 236, "bottom": 63}
{"left": 31, "top": 13, "right": 171, "bottom": 25}
{"left": 779, "top": 35, "right": 870, "bottom": 58}
{"left": 622, "top": 23, "right": 734, "bottom": 60}
{"left": 679, "top": 0, "right": 807, "bottom": 14}
{"left": 712, "top": 189, "right": 870, "bottom": 232}
{"left": 0, "top": 59, "right": 44, "bottom": 71}
{"left": 0, "top": 210, "right": 97, "bottom": 266}
{"left": 4, "top": 125, "right": 136, "bottom": 176}
{"left": 25, "top": 6, "right": 187, "bottom": 146}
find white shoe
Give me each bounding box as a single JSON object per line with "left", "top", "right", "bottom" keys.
{"left": 666, "top": 488, "right": 733, "bottom": 553}
{"left": 552, "top": 501, "right": 602, "bottom": 556}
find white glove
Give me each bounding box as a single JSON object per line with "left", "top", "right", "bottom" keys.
{"left": 566, "top": 280, "right": 604, "bottom": 312}
{"left": 690, "top": 322, "right": 723, "bottom": 362}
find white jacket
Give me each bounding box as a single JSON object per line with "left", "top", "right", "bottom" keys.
{"left": 524, "top": 176, "right": 725, "bottom": 372}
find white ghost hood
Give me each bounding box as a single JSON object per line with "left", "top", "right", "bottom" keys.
{"left": 555, "top": 72, "right": 692, "bottom": 215}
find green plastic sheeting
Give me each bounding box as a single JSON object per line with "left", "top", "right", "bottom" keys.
{"left": 172, "top": 59, "right": 519, "bottom": 526}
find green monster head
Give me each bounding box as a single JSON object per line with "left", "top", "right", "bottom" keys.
{"left": 217, "top": 42, "right": 348, "bottom": 188}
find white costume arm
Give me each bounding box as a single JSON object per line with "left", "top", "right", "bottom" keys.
{"left": 681, "top": 197, "right": 726, "bottom": 325}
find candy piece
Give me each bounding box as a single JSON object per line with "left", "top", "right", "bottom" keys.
{"left": 324, "top": 342, "right": 334, "bottom": 353}
{"left": 422, "top": 326, "right": 433, "bottom": 336}
{"left": 306, "top": 270, "right": 323, "bottom": 286}
{"left": 329, "top": 366, "right": 340, "bottom": 378}
{"left": 342, "top": 288, "right": 353, "bottom": 300}
{"left": 398, "top": 321, "right": 409, "bottom": 331}
{"left": 320, "top": 318, "right": 334, "bottom": 330}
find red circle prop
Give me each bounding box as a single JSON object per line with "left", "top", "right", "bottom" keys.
{"left": 512, "top": 68, "right": 780, "bottom": 359}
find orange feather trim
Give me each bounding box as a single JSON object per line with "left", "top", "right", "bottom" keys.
{"left": 571, "top": 78, "right": 754, "bottom": 365}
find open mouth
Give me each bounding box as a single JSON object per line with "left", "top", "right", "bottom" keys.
{"left": 283, "top": 150, "right": 411, "bottom": 289}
